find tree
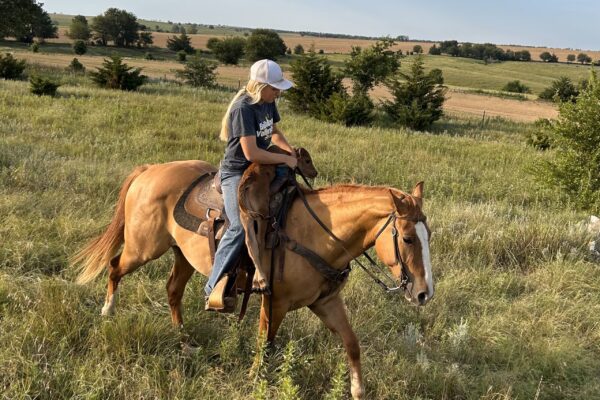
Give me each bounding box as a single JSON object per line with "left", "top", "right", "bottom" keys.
{"left": 567, "top": 54, "right": 576, "bottom": 63}
{"left": 175, "top": 56, "right": 217, "bottom": 87}
{"left": 167, "top": 32, "right": 194, "bottom": 54}
{"left": 210, "top": 37, "right": 246, "bottom": 64}
{"left": 344, "top": 38, "right": 401, "bottom": 94}
{"left": 90, "top": 55, "right": 147, "bottom": 90}
{"left": 540, "top": 51, "right": 558, "bottom": 63}
{"left": 244, "top": 29, "right": 287, "bottom": 61}
{"left": 137, "top": 31, "right": 153, "bottom": 48}
{"left": 428, "top": 44, "right": 441, "bottom": 55}
{"left": 293, "top": 44, "right": 304, "bottom": 55}
{"left": 91, "top": 8, "right": 140, "bottom": 47}
{"left": 413, "top": 45, "right": 423, "bottom": 54}
{"left": 286, "top": 50, "right": 344, "bottom": 118}
{"left": 515, "top": 50, "right": 531, "bottom": 61}
{"left": 539, "top": 76, "right": 579, "bottom": 102}
{"left": 577, "top": 53, "right": 592, "bottom": 64}
{"left": 67, "top": 15, "right": 91, "bottom": 41}
{"left": 0, "top": 0, "right": 57, "bottom": 43}
{"left": 383, "top": 56, "right": 447, "bottom": 131}
{"left": 533, "top": 71, "right": 600, "bottom": 210}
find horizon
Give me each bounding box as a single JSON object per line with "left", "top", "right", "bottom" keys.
{"left": 43, "top": 0, "right": 600, "bottom": 52}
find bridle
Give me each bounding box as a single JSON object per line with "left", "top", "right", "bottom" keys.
{"left": 294, "top": 170, "right": 419, "bottom": 293}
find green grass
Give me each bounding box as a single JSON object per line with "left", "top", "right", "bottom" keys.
{"left": 327, "top": 53, "right": 595, "bottom": 95}
{"left": 1, "top": 74, "right": 599, "bottom": 399}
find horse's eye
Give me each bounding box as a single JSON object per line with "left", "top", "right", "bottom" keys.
{"left": 403, "top": 237, "right": 413, "bottom": 244}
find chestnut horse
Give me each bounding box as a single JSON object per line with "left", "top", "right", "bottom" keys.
{"left": 73, "top": 160, "right": 433, "bottom": 399}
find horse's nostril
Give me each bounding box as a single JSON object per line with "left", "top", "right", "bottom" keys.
{"left": 417, "top": 292, "right": 427, "bottom": 305}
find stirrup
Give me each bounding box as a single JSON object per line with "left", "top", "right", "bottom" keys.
{"left": 205, "top": 275, "right": 237, "bottom": 312}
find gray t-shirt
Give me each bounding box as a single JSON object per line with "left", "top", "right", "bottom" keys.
{"left": 220, "top": 95, "right": 281, "bottom": 175}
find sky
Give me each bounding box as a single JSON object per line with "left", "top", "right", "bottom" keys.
{"left": 42, "top": 0, "right": 600, "bottom": 51}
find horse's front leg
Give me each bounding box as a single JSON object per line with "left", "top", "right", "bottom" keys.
{"left": 309, "top": 295, "right": 364, "bottom": 400}
{"left": 258, "top": 295, "right": 289, "bottom": 342}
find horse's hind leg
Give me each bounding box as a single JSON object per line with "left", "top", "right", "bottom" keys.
{"left": 166, "top": 247, "right": 195, "bottom": 327}
{"left": 309, "top": 295, "right": 364, "bottom": 400}
{"left": 102, "top": 240, "right": 168, "bottom": 316}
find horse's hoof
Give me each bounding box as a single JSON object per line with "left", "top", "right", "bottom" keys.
{"left": 251, "top": 285, "right": 271, "bottom": 295}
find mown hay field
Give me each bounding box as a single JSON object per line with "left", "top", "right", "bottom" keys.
{"left": 1, "top": 67, "right": 599, "bottom": 399}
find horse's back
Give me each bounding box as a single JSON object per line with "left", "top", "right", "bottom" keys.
{"left": 129, "top": 160, "right": 216, "bottom": 199}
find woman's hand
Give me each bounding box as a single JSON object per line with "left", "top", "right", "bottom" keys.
{"left": 285, "top": 155, "right": 297, "bottom": 169}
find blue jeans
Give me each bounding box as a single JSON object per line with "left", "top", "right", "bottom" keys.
{"left": 204, "top": 172, "right": 245, "bottom": 296}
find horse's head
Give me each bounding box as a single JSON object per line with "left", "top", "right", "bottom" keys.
{"left": 374, "top": 182, "right": 434, "bottom": 306}
{"left": 294, "top": 147, "right": 318, "bottom": 179}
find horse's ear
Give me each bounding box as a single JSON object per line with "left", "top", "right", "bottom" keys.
{"left": 411, "top": 181, "right": 424, "bottom": 207}
{"left": 389, "top": 189, "right": 407, "bottom": 213}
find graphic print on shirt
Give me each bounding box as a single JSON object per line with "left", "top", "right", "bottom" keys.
{"left": 257, "top": 116, "right": 274, "bottom": 139}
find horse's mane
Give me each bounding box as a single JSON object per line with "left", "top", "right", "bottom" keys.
{"left": 299, "top": 183, "right": 407, "bottom": 197}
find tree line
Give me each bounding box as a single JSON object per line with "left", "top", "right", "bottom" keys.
{"left": 428, "top": 40, "right": 532, "bottom": 62}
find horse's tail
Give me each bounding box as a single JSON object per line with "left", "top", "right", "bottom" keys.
{"left": 72, "top": 164, "right": 150, "bottom": 284}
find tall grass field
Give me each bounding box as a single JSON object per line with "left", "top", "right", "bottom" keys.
{"left": 1, "top": 70, "right": 599, "bottom": 399}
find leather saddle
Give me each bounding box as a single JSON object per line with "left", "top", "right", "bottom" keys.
{"left": 173, "top": 170, "right": 228, "bottom": 248}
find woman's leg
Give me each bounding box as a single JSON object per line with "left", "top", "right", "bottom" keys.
{"left": 204, "top": 173, "right": 245, "bottom": 296}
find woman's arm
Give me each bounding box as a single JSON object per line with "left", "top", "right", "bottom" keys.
{"left": 240, "top": 136, "right": 297, "bottom": 168}
{"left": 270, "top": 124, "right": 294, "bottom": 154}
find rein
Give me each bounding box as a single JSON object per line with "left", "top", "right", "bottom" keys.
{"left": 292, "top": 178, "right": 411, "bottom": 293}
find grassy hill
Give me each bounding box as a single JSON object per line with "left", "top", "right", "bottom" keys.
{"left": 1, "top": 67, "right": 599, "bottom": 399}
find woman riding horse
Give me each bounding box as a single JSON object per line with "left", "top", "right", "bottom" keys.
{"left": 206, "top": 59, "right": 296, "bottom": 302}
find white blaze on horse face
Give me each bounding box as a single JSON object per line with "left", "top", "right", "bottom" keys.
{"left": 415, "top": 222, "right": 433, "bottom": 297}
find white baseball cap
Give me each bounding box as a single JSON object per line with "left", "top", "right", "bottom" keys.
{"left": 250, "top": 59, "right": 293, "bottom": 90}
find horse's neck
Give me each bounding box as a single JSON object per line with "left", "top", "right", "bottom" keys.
{"left": 300, "top": 186, "right": 394, "bottom": 263}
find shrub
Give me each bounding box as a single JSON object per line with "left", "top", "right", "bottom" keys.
{"left": 29, "top": 75, "right": 60, "bottom": 96}
{"left": 539, "top": 76, "right": 578, "bottom": 102}
{"left": 73, "top": 39, "right": 87, "bottom": 55}
{"left": 413, "top": 44, "right": 423, "bottom": 54}
{"left": 286, "top": 50, "right": 344, "bottom": 118}
{"left": 533, "top": 71, "right": 600, "bottom": 210}
{"left": 383, "top": 56, "right": 447, "bottom": 131}
{"left": 90, "top": 55, "right": 147, "bottom": 90}
{"left": 293, "top": 44, "right": 304, "bottom": 55}
{"left": 0, "top": 53, "right": 27, "bottom": 79}
{"left": 175, "top": 56, "right": 217, "bottom": 87}
{"left": 66, "top": 57, "right": 85, "bottom": 73}
{"left": 503, "top": 80, "right": 531, "bottom": 94}
{"left": 322, "top": 92, "right": 375, "bottom": 126}
{"left": 177, "top": 51, "right": 187, "bottom": 62}
{"left": 525, "top": 118, "right": 553, "bottom": 150}
{"left": 30, "top": 42, "right": 39, "bottom": 53}
{"left": 144, "top": 52, "right": 154, "bottom": 60}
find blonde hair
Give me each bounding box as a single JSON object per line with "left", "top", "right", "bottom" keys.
{"left": 220, "top": 80, "right": 269, "bottom": 141}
